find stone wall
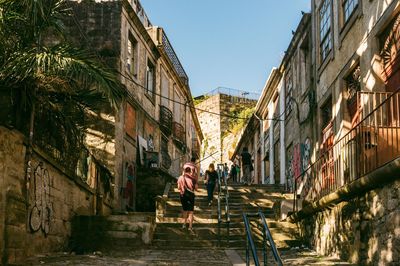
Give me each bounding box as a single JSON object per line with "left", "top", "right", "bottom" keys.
{"left": 299, "top": 179, "right": 400, "bottom": 265}
{"left": 196, "top": 94, "right": 221, "bottom": 172}
{"left": 0, "top": 126, "right": 111, "bottom": 265}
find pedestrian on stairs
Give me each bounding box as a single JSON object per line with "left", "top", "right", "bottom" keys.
{"left": 204, "top": 163, "right": 218, "bottom": 206}
{"left": 183, "top": 157, "right": 198, "bottom": 182}
{"left": 177, "top": 165, "right": 198, "bottom": 233}
{"left": 241, "top": 147, "right": 253, "bottom": 185}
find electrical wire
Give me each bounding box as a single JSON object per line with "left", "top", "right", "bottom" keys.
{"left": 66, "top": 3, "right": 284, "bottom": 122}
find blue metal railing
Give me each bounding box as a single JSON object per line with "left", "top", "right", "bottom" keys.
{"left": 243, "top": 213, "right": 260, "bottom": 266}
{"left": 259, "top": 211, "right": 283, "bottom": 266}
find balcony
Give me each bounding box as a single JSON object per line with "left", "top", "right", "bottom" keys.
{"left": 161, "top": 151, "right": 171, "bottom": 170}
{"left": 296, "top": 91, "right": 400, "bottom": 207}
{"left": 172, "top": 122, "right": 185, "bottom": 149}
{"left": 160, "top": 30, "right": 188, "bottom": 85}
{"left": 159, "top": 105, "right": 172, "bottom": 136}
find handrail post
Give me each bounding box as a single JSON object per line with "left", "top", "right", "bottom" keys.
{"left": 259, "top": 211, "right": 283, "bottom": 266}
{"left": 217, "top": 169, "right": 222, "bottom": 246}
{"left": 243, "top": 213, "right": 260, "bottom": 266}
{"left": 246, "top": 237, "right": 250, "bottom": 266}
{"left": 263, "top": 225, "right": 267, "bottom": 266}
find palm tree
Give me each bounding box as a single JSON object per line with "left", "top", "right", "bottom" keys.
{"left": 0, "top": 0, "right": 124, "bottom": 161}
{"left": 0, "top": 0, "right": 125, "bottom": 184}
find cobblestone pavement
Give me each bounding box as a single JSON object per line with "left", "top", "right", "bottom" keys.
{"left": 21, "top": 248, "right": 355, "bottom": 266}
{"left": 22, "top": 249, "right": 232, "bottom": 266}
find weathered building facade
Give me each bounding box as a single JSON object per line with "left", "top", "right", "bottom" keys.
{"left": 233, "top": 0, "right": 400, "bottom": 264}
{"left": 232, "top": 14, "right": 313, "bottom": 187}
{"left": 0, "top": 0, "right": 202, "bottom": 264}
{"left": 66, "top": 0, "right": 203, "bottom": 212}
{"left": 295, "top": 0, "right": 400, "bottom": 264}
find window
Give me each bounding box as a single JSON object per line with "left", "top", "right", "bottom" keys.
{"left": 126, "top": 33, "right": 138, "bottom": 76}
{"left": 345, "top": 65, "right": 361, "bottom": 125}
{"left": 146, "top": 60, "right": 155, "bottom": 97}
{"left": 161, "top": 70, "right": 169, "bottom": 107}
{"left": 285, "top": 69, "right": 293, "bottom": 116}
{"left": 174, "top": 89, "right": 181, "bottom": 123}
{"left": 343, "top": 0, "right": 359, "bottom": 23}
{"left": 125, "top": 103, "right": 136, "bottom": 138}
{"left": 321, "top": 97, "right": 332, "bottom": 130}
{"left": 319, "top": 0, "right": 332, "bottom": 63}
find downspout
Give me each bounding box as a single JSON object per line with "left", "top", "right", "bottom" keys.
{"left": 254, "top": 113, "right": 265, "bottom": 184}
{"left": 269, "top": 104, "right": 275, "bottom": 185}
{"left": 279, "top": 81, "right": 286, "bottom": 186}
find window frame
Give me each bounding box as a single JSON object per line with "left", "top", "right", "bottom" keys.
{"left": 342, "top": 0, "right": 359, "bottom": 25}
{"left": 319, "top": 0, "right": 333, "bottom": 65}
{"left": 285, "top": 67, "right": 293, "bottom": 118}
{"left": 126, "top": 32, "right": 138, "bottom": 78}
{"left": 145, "top": 58, "right": 156, "bottom": 102}
{"left": 339, "top": 0, "right": 362, "bottom": 43}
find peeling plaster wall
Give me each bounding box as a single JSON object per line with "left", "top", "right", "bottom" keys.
{"left": 299, "top": 179, "right": 400, "bottom": 265}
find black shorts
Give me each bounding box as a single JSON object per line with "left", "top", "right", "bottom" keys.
{"left": 180, "top": 193, "right": 195, "bottom": 211}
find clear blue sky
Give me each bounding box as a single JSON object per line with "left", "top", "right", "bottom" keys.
{"left": 141, "top": 1, "right": 311, "bottom": 97}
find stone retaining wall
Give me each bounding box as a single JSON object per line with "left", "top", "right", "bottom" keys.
{"left": 0, "top": 126, "right": 111, "bottom": 265}
{"left": 299, "top": 179, "right": 400, "bottom": 265}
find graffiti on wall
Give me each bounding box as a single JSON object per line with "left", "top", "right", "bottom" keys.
{"left": 286, "top": 138, "right": 312, "bottom": 192}
{"left": 121, "top": 162, "right": 136, "bottom": 212}
{"left": 292, "top": 144, "right": 302, "bottom": 178}
{"left": 302, "top": 138, "right": 312, "bottom": 171}
{"left": 29, "top": 162, "right": 52, "bottom": 236}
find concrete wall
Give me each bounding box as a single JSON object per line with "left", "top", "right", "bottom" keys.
{"left": 0, "top": 126, "right": 110, "bottom": 264}
{"left": 299, "top": 179, "right": 400, "bottom": 265}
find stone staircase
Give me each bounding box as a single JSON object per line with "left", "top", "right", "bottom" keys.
{"left": 153, "top": 182, "right": 303, "bottom": 251}
{"left": 70, "top": 213, "right": 155, "bottom": 253}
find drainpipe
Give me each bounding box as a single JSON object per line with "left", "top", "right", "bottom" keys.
{"left": 254, "top": 113, "right": 265, "bottom": 184}
{"left": 279, "top": 81, "right": 286, "bottom": 186}
{"left": 269, "top": 104, "right": 275, "bottom": 185}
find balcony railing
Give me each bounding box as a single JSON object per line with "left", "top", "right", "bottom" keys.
{"left": 161, "top": 31, "right": 188, "bottom": 85}
{"left": 349, "top": 91, "right": 392, "bottom": 125}
{"left": 296, "top": 90, "right": 400, "bottom": 207}
{"left": 172, "top": 122, "right": 185, "bottom": 148}
{"left": 159, "top": 105, "right": 172, "bottom": 136}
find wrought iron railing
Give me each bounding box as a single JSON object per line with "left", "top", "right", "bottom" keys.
{"left": 161, "top": 31, "right": 188, "bottom": 85}
{"left": 160, "top": 105, "right": 173, "bottom": 136}
{"left": 295, "top": 90, "right": 400, "bottom": 208}
{"left": 349, "top": 91, "right": 392, "bottom": 125}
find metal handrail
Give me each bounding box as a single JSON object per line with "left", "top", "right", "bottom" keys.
{"left": 217, "top": 169, "right": 222, "bottom": 246}
{"left": 243, "top": 213, "right": 260, "bottom": 266}
{"left": 224, "top": 175, "right": 230, "bottom": 246}
{"left": 259, "top": 211, "right": 283, "bottom": 266}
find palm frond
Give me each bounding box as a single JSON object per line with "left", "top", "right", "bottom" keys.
{"left": 2, "top": 45, "right": 125, "bottom": 108}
